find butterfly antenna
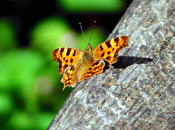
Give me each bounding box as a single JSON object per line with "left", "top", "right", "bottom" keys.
{"left": 89, "top": 21, "right": 96, "bottom": 44}
{"left": 79, "top": 22, "right": 88, "bottom": 45}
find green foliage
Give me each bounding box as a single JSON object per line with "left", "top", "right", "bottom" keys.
{"left": 0, "top": 19, "right": 16, "bottom": 49}
{"left": 30, "top": 16, "right": 75, "bottom": 54}
{"left": 57, "top": 0, "right": 124, "bottom": 12}
{"left": 0, "top": 93, "right": 13, "bottom": 115}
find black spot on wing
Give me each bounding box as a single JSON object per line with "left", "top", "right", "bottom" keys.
{"left": 106, "top": 56, "right": 111, "bottom": 61}
{"left": 52, "top": 49, "right": 59, "bottom": 58}
{"left": 93, "top": 66, "right": 101, "bottom": 71}
{"left": 66, "top": 48, "right": 71, "bottom": 56}
{"left": 107, "top": 51, "right": 111, "bottom": 54}
{"left": 100, "top": 45, "right": 103, "bottom": 51}
{"left": 114, "top": 37, "right": 119, "bottom": 42}
{"left": 92, "top": 61, "right": 99, "bottom": 66}
{"left": 60, "top": 48, "right": 64, "bottom": 56}
{"left": 114, "top": 53, "right": 117, "bottom": 58}
{"left": 57, "top": 58, "right": 61, "bottom": 63}
{"left": 64, "top": 64, "right": 68, "bottom": 68}
{"left": 101, "top": 53, "right": 104, "bottom": 57}
{"left": 91, "top": 72, "right": 95, "bottom": 75}
{"left": 73, "top": 50, "right": 76, "bottom": 56}
{"left": 114, "top": 38, "right": 120, "bottom": 46}
{"left": 105, "top": 41, "right": 111, "bottom": 48}
{"left": 67, "top": 78, "right": 71, "bottom": 81}
{"left": 66, "top": 82, "right": 71, "bottom": 86}
{"left": 70, "top": 66, "right": 75, "bottom": 71}
{"left": 114, "top": 50, "right": 119, "bottom": 58}
{"left": 70, "top": 58, "right": 73, "bottom": 63}
{"left": 58, "top": 60, "right": 62, "bottom": 69}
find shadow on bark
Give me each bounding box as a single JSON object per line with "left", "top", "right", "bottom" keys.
{"left": 113, "top": 56, "right": 153, "bottom": 69}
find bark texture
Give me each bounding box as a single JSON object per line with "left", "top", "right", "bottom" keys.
{"left": 47, "top": 0, "right": 175, "bottom": 129}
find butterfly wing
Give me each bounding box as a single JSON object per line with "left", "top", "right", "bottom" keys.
{"left": 52, "top": 48, "right": 83, "bottom": 74}
{"left": 61, "top": 63, "right": 80, "bottom": 90}
{"left": 61, "top": 59, "right": 105, "bottom": 90}
{"left": 93, "top": 36, "right": 128, "bottom": 64}
{"left": 80, "top": 60, "right": 105, "bottom": 81}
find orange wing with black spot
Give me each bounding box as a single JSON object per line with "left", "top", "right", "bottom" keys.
{"left": 93, "top": 36, "right": 128, "bottom": 64}
{"left": 80, "top": 60, "right": 105, "bottom": 81}
{"left": 52, "top": 48, "right": 83, "bottom": 74}
{"left": 61, "top": 63, "right": 81, "bottom": 90}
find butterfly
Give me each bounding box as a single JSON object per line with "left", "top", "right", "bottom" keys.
{"left": 52, "top": 35, "right": 128, "bottom": 90}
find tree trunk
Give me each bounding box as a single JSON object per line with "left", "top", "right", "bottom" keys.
{"left": 47, "top": 0, "right": 175, "bottom": 129}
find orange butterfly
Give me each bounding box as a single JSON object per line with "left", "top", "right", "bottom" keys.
{"left": 52, "top": 35, "right": 128, "bottom": 90}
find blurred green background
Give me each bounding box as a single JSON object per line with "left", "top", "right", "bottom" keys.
{"left": 0, "top": 0, "right": 130, "bottom": 129}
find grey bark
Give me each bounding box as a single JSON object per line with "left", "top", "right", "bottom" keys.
{"left": 47, "top": 0, "right": 175, "bottom": 129}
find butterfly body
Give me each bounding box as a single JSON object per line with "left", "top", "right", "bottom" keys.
{"left": 52, "top": 36, "right": 128, "bottom": 90}
{"left": 82, "top": 43, "right": 93, "bottom": 64}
